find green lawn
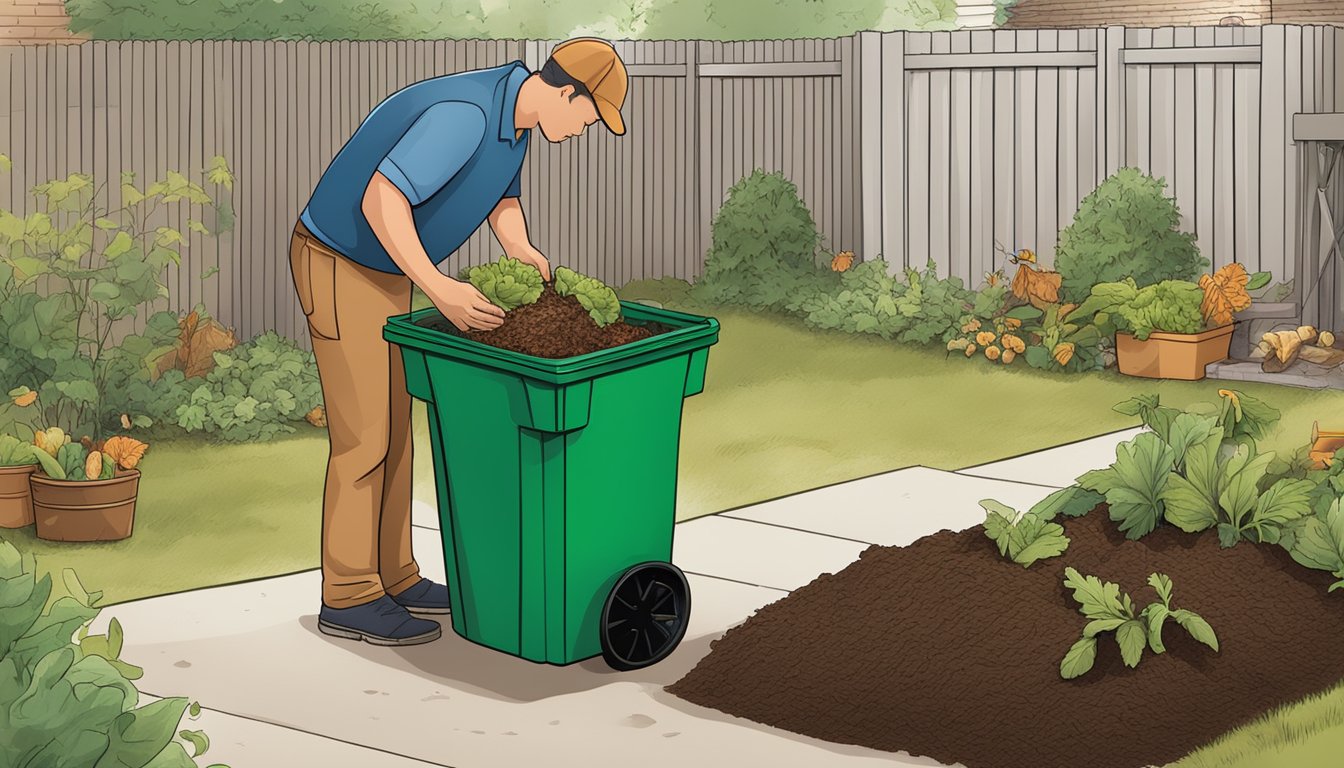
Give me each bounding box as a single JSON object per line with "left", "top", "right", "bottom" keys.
{"left": 1170, "top": 679, "right": 1344, "bottom": 767}
{"left": 5, "top": 292, "right": 1344, "bottom": 765}
{"left": 8, "top": 298, "right": 1344, "bottom": 606}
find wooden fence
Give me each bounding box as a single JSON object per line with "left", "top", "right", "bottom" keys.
{"left": 0, "top": 26, "right": 1341, "bottom": 344}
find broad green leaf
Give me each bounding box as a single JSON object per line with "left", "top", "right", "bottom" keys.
{"left": 1166, "top": 412, "right": 1221, "bottom": 469}
{"left": 1216, "top": 522, "right": 1241, "bottom": 548}
{"left": 30, "top": 447, "right": 66, "bottom": 479}
{"left": 187, "top": 219, "right": 211, "bottom": 236}
{"left": 1147, "top": 573, "right": 1174, "bottom": 606}
{"left": 1060, "top": 636, "right": 1097, "bottom": 679}
{"left": 108, "top": 616, "right": 124, "bottom": 658}
{"left": 1004, "top": 304, "right": 1044, "bottom": 322}
{"left": 206, "top": 155, "right": 235, "bottom": 189}
{"left": 1162, "top": 473, "right": 1219, "bottom": 533}
{"left": 1116, "top": 619, "right": 1147, "bottom": 667}
{"left": 1288, "top": 499, "right": 1344, "bottom": 576}
{"left": 1029, "top": 485, "right": 1105, "bottom": 521}
{"left": 1082, "top": 617, "right": 1128, "bottom": 638}
{"left": 179, "top": 729, "right": 209, "bottom": 758}
{"left": 1145, "top": 603, "right": 1171, "bottom": 653}
{"left": 1250, "top": 478, "right": 1315, "bottom": 529}
{"left": 1230, "top": 391, "right": 1280, "bottom": 439}
{"left": 1009, "top": 517, "right": 1070, "bottom": 568}
{"left": 89, "top": 281, "right": 122, "bottom": 302}
{"left": 1219, "top": 446, "right": 1275, "bottom": 528}
{"left": 1063, "top": 567, "right": 1132, "bottom": 620}
{"left": 104, "top": 231, "right": 135, "bottom": 259}
{"left": 1080, "top": 432, "right": 1175, "bottom": 540}
{"left": 95, "top": 697, "right": 192, "bottom": 768}
{"left": 1172, "top": 609, "right": 1220, "bottom": 651}
{"left": 1246, "top": 271, "right": 1272, "bottom": 291}
{"left": 155, "top": 227, "right": 184, "bottom": 247}
{"left": 95, "top": 217, "right": 121, "bottom": 230}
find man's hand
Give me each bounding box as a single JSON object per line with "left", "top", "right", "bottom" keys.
{"left": 424, "top": 276, "right": 505, "bottom": 332}
{"left": 508, "top": 245, "right": 552, "bottom": 282}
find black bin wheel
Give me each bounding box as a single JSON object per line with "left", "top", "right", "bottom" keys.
{"left": 600, "top": 562, "right": 691, "bottom": 671}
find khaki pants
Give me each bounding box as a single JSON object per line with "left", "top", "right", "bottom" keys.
{"left": 289, "top": 222, "right": 420, "bottom": 609}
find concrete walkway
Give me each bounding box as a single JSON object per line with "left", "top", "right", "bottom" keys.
{"left": 93, "top": 428, "right": 1140, "bottom": 768}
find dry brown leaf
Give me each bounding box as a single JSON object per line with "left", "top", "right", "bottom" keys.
{"left": 830, "top": 251, "right": 854, "bottom": 272}
{"left": 1011, "top": 264, "right": 1062, "bottom": 309}
{"left": 1053, "top": 342, "right": 1076, "bottom": 367}
{"left": 13, "top": 390, "right": 36, "bottom": 407}
{"left": 1198, "top": 263, "right": 1253, "bottom": 327}
{"left": 153, "top": 317, "right": 237, "bottom": 381}
{"left": 103, "top": 436, "right": 148, "bottom": 470}
{"left": 305, "top": 405, "right": 328, "bottom": 428}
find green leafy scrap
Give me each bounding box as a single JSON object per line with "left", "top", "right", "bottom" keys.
{"left": 552, "top": 266, "right": 622, "bottom": 327}
{"left": 1162, "top": 439, "right": 1315, "bottom": 547}
{"left": 979, "top": 500, "right": 1070, "bottom": 568}
{"left": 466, "top": 256, "right": 544, "bottom": 311}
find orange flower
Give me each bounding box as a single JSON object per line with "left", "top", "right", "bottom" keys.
{"left": 13, "top": 390, "right": 37, "bottom": 407}
{"left": 85, "top": 450, "right": 104, "bottom": 481}
{"left": 102, "top": 435, "right": 148, "bottom": 470}
{"left": 830, "top": 251, "right": 855, "bottom": 272}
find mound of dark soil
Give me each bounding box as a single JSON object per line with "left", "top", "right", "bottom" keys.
{"left": 416, "top": 286, "right": 666, "bottom": 358}
{"left": 667, "top": 508, "right": 1344, "bottom": 768}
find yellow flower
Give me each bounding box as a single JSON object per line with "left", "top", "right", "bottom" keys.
{"left": 965, "top": 343, "right": 977, "bottom": 357}
{"left": 976, "top": 331, "right": 997, "bottom": 347}
{"left": 830, "top": 251, "right": 855, "bottom": 272}
{"left": 1005, "top": 317, "right": 1022, "bottom": 330}
{"left": 1014, "top": 249, "right": 1037, "bottom": 264}
{"left": 985, "top": 345, "right": 1001, "bottom": 361}
{"left": 1002, "top": 349, "right": 1017, "bottom": 364}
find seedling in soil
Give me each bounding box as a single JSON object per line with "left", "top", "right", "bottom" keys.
{"left": 1060, "top": 567, "right": 1218, "bottom": 680}
{"left": 979, "top": 500, "right": 1070, "bottom": 568}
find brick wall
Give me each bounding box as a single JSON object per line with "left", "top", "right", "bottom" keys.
{"left": 0, "top": 0, "right": 83, "bottom": 44}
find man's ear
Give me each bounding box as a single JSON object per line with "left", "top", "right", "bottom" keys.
{"left": 558, "top": 84, "right": 575, "bottom": 101}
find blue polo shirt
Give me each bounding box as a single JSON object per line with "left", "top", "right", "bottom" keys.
{"left": 300, "top": 62, "right": 531, "bottom": 274}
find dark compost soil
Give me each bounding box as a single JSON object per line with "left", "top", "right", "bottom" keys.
{"left": 666, "top": 507, "right": 1344, "bottom": 768}
{"left": 415, "top": 286, "right": 667, "bottom": 358}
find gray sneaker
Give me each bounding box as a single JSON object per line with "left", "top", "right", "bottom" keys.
{"left": 318, "top": 595, "right": 441, "bottom": 646}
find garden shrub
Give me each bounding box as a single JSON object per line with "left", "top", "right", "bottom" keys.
{"left": 695, "top": 170, "right": 830, "bottom": 312}
{"left": 66, "top": 0, "right": 957, "bottom": 41}
{"left": 1054, "top": 168, "right": 1208, "bottom": 302}
{"left": 118, "top": 332, "right": 323, "bottom": 443}
{"left": 0, "top": 541, "right": 226, "bottom": 767}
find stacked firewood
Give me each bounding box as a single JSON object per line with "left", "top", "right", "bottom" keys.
{"left": 1251, "top": 326, "right": 1342, "bottom": 372}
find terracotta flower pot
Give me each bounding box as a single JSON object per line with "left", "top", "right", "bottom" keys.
{"left": 31, "top": 469, "right": 140, "bottom": 542}
{"left": 1115, "top": 324, "right": 1235, "bottom": 381}
{"left": 0, "top": 463, "right": 37, "bottom": 528}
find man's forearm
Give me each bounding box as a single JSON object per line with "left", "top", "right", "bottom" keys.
{"left": 362, "top": 171, "right": 446, "bottom": 288}
{"left": 487, "top": 197, "right": 531, "bottom": 254}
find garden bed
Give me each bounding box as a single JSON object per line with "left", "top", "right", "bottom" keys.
{"left": 667, "top": 506, "right": 1344, "bottom": 768}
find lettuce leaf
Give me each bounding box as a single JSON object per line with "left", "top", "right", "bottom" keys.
{"left": 553, "top": 266, "right": 621, "bottom": 327}
{"left": 466, "top": 257, "right": 543, "bottom": 311}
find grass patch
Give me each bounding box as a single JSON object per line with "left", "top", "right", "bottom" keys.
{"left": 8, "top": 288, "right": 1343, "bottom": 605}
{"left": 1171, "top": 679, "right": 1344, "bottom": 767}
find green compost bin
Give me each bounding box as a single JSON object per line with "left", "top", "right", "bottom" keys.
{"left": 383, "top": 302, "right": 719, "bottom": 669}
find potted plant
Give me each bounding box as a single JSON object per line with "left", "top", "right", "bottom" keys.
{"left": 27, "top": 429, "right": 148, "bottom": 541}
{"left": 0, "top": 433, "right": 38, "bottom": 528}
{"left": 1078, "top": 263, "right": 1266, "bottom": 380}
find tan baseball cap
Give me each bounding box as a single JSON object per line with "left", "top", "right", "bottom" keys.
{"left": 548, "top": 38, "right": 628, "bottom": 136}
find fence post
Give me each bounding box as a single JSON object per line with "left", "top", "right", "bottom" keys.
{"left": 880, "top": 31, "right": 907, "bottom": 274}
{"left": 1099, "top": 25, "right": 1126, "bottom": 181}
{"left": 685, "top": 41, "right": 701, "bottom": 278}
{"left": 857, "top": 31, "right": 882, "bottom": 268}
{"left": 696, "top": 40, "right": 713, "bottom": 273}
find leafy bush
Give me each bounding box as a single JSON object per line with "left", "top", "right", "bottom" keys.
{"left": 0, "top": 540, "right": 225, "bottom": 767}
{"left": 1059, "top": 568, "right": 1218, "bottom": 680}
{"left": 553, "top": 266, "right": 621, "bottom": 327}
{"left": 466, "top": 257, "right": 543, "bottom": 312}
{"left": 66, "top": 0, "right": 956, "bottom": 41}
{"left": 1054, "top": 168, "right": 1208, "bottom": 302}
{"left": 0, "top": 155, "right": 234, "bottom": 441}
{"left": 1078, "top": 390, "right": 1284, "bottom": 541}
{"left": 0, "top": 434, "right": 36, "bottom": 467}
{"left": 124, "top": 333, "right": 323, "bottom": 443}
{"left": 695, "top": 170, "right": 829, "bottom": 312}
